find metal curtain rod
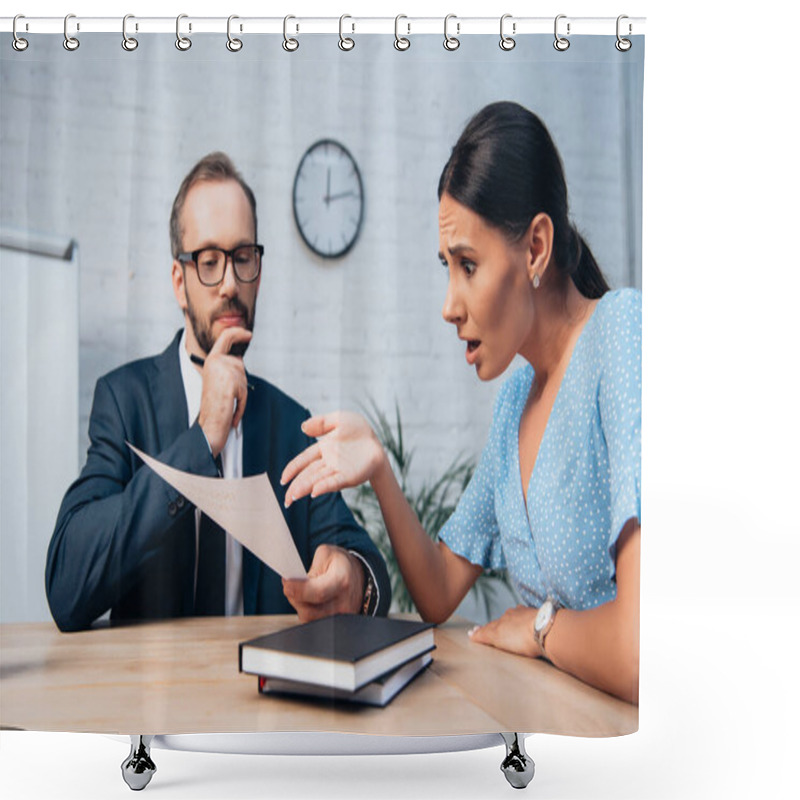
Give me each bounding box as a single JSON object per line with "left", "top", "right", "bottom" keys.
{"left": 1, "top": 15, "right": 645, "bottom": 36}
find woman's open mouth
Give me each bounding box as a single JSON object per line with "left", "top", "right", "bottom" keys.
{"left": 466, "top": 339, "right": 481, "bottom": 364}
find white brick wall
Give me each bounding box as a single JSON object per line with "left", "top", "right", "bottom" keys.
{"left": 1, "top": 34, "right": 643, "bottom": 485}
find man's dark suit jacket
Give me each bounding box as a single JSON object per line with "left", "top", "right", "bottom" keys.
{"left": 46, "top": 331, "right": 390, "bottom": 632}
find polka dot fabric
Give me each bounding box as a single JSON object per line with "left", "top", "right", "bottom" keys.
{"left": 439, "top": 288, "right": 642, "bottom": 611}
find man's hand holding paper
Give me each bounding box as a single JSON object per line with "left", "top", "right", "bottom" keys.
{"left": 282, "top": 544, "right": 367, "bottom": 622}
{"left": 130, "top": 446, "right": 370, "bottom": 620}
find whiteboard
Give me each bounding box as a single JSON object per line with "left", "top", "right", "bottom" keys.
{"left": 0, "top": 229, "right": 79, "bottom": 623}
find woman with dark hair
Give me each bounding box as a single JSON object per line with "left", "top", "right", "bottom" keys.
{"left": 281, "top": 102, "right": 641, "bottom": 704}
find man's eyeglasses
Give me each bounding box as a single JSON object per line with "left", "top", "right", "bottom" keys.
{"left": 177, "top": 244, "right": 264, "bottom": 287}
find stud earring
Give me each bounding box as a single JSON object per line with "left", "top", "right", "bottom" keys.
{"left": 532, "top": 273, "right": 540, "bottom": 289}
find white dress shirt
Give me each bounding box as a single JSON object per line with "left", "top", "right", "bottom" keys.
{"left": 178, "top": 330, "right": 244, "bottom": 616}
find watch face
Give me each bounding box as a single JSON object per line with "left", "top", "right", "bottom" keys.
{"left": 535, "top": 601, "right": 552, "bottom": 632}
{"left": 292, "top": 139, "right": 364, "bottom": 259}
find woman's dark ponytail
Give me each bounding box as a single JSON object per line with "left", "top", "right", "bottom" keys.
{"left": 439, "top": 101, "right": 609, "bottom": 299}
{"left": 568, "top": 226, "right": 609, "bottom": 299}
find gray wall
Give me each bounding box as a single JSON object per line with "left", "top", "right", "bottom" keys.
{"left": 1, "top": 33, "right": 643, "bottom": 491}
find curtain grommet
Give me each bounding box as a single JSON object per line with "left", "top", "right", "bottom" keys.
{"left": 394, "top": 15, "right": 410, "bottom": 51}
{"left": 122, "top": 14, "right": 138, "bottom": 51}
{"left": 444, "top": 14, "right": 460, "bottom": 51}
{"left": 12, "top": 15, "right": 29, "bottom": 52}
{"left": 175, "top": 14, "right": 192, "bottom": 51}
{"left": 500, "top": 14, "right": 516, "bottom": 51}
{"left": 554, "top": 15, "right": 570, "bottom": 51}
{"left": 226, "top": 15, "right": 243, "bottom": 52}
{"left": 63, "top": 14, "right": 80, "bottom": 51}
{"left": 283, "top": 15, "right": 299, "bottom": 52}
{"left": 616, "top": 15, "right": 632, "bottom": 51}
{"left": 339, "top": 15, "right": 355, "bottom": 51}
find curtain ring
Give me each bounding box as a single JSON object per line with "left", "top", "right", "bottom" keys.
{"left": 616, "top": 15, "right": 632, "bottom": 52}
{"left": 12, "top": 15, "right": 29, "bottom": 52}
{"left": 63, "top": 14, "right": 80, "bottom": 51}
{"left": 394, "top": 15, "right": 410, "bottom": 51}
{"left": 122, "top": 14, "right": 138, "bottom": 51}
{"left": 443, "top": 14, "right": 460, "bottom": 51}
{"left": 283, "top": 15, "right": 299, "bottom": 52}
{"left": 339, "top": 15, "right": 355, "bottom": 51}
{"left": 499, "top": 14, "right": 515, "bottom": 51}
{"left": 175, "top": 14, "right": 192, "bottom": 51}
{"left": 554, "top": 14, "right": 570, "bottom": 51}
{"left": 226, "top": 15, "right": 243, "bottom": 52}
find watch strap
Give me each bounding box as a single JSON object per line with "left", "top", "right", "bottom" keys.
{"left": 348, "top": 550, "right": 380, "bottom": 616}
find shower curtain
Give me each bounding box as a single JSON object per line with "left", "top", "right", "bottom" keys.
{"left": 0, "top": 17, "right": 644, "bottom": 765}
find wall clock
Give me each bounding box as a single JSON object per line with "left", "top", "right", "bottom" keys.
{"left": 292, "top": 139, "right": 365, "bottom": 259}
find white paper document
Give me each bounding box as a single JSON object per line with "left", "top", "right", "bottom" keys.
{"left": 128, "top": 443, "right": 307, "bottom": 579}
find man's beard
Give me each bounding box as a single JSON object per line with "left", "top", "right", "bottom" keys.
{"left": 185, "top": 291, "right": 255, "bottom": 357}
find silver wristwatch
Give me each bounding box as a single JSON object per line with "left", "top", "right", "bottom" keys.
{"left": 533, "top": 596, "right": 559, "bottom": 657}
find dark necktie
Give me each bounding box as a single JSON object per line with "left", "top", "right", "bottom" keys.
{"left": 194, "top": 455, "right": 225, "bottom": 616}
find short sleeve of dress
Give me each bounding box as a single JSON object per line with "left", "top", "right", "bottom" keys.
{"left": 598, "top": 289, "right": 642, "bottom": 550}
{"left": 438, "top": 378, "right": 517, "bottom": 571}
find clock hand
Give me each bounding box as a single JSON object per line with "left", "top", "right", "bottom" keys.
{"left": 325, "top": 168, "right": 331, "bottom": 206}
{"left": 328, "top": 190, "right": 358, "bottom": 202}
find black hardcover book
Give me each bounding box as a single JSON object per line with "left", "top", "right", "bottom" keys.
{"left": 258, "top": 653, "right": 434, "bottom": 707}
{"left": 239, "top": 614, "right": 435, "bottom": 692}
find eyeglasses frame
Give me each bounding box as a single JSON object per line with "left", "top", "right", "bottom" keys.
{"left": 177, "top": 244, "right": 264, "bottom": 286}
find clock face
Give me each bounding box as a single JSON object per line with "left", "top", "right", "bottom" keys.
{"left": 292, "top": 139, "right": 364, "bottom": 259}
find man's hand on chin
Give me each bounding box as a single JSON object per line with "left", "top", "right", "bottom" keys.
{"left": 196, "top": 326, "right": 252, "bottom": 457}
{"left": 282, "top": 544, "right": 365, "bottom": 622}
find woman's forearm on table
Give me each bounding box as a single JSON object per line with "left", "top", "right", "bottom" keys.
{"left": 546, "top": 599, "right": 639, "bottom": 703}
{"left": 546, "top": 521, "right": 640, "bottom": 703}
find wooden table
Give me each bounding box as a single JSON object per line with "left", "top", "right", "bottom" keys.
{"left": 0, "top": 615, "right": 637, "bottom": 738}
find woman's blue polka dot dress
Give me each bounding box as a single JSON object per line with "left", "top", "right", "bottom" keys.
{"left": 439, "top": 288, "right": 642, "bottom": 611}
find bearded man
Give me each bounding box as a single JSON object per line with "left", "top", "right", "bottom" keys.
{"left": 46, "top": 152, "right": 389, "bottom": 632}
